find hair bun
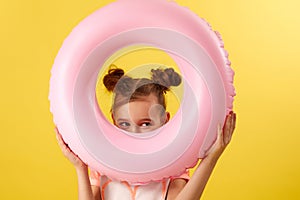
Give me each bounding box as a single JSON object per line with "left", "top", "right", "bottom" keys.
{"left": 103, "top": 66, "right": 125, "bottom": 92}
{"left": 151, "top": 68, "right": 182, "bottom": 90}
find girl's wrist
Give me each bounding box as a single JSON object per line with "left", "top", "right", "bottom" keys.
{"left": 204, "top": 150, "right": 223, "bottom": 163}
{"left": 75, "top": 163, "right": 88, "bottom": 174}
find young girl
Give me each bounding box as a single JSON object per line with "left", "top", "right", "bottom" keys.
{"left": 56, "top": 66, "right": 236, "bottom": 200}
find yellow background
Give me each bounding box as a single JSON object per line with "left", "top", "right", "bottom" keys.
{"left": 1, "top": 0, "right": 300, "bottom": 199}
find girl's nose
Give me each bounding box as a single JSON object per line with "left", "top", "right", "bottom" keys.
{"left": 129, "top": 125, "right": 141, "bottom": 133}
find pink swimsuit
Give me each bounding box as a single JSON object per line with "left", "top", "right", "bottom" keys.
{"left": 90, "top": 170, "right": 190, "bottom": 200}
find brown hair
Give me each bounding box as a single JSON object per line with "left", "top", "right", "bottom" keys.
{"left": 103, "top": 65, "right": 182, "bottom": 113}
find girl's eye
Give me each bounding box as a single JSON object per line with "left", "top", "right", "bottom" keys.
{"left": 140, "top": 122, "right": 152, "bottom": 127}
{"left": 119, "top": 122, "right": 130, "bottom": 127}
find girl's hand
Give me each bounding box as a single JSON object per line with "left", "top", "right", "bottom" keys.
{"left": 205, "top": 111, "right": 236, "bottom": 160}
{"left": 55, "top": 127, "right": 87, "bottom": 171}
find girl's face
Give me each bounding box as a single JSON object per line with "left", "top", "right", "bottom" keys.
{"left": 112, "top": 94, "right": 170, "bottom": 133}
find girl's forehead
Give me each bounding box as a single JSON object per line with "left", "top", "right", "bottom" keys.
{"left": 114, "top": 99, "right": 164, "bottom": 119}
{"left": 112, "top": 93, "right": 162, "bottom": 117}
{"left": 132, "top": 93, "right": 159, "bottom": 103}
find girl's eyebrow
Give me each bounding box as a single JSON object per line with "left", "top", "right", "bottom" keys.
{"left": 137, "top": 118, "right": 152, "bottom": 124}
{"left": 138, "top": 118, "right": 152, "bottom": 121}
{"left": 116, "top": 118, "right": 130, "bottom": 122}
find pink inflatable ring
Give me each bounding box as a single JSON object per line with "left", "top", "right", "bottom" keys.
{"left": 49, "top": 0, "right": 235, "bottom": 184}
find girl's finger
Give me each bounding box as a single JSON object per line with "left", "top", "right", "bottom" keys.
{"left": 56, "top": 132, "right": 64, "bottom": 146}
{"left": 217, "top": 123, "right": 223, "bottom": 141}
{"left": 224, "top": 114, "right": 233, "bottom": 144}
{"left": 55, "top": 129, "right": 70, "bottom": 151}
{"left": 55, "top": 127, "right": 62, "bottom": 141}
{"left": 224, "top": 114, "right": 231, "bottom": 133}
{"left": 229, "top": 113, "right": 236, "bottom": 135}
{"left": 56, "top": 133, "right": 63, "bottom": 145}
{"left": 228, "top": 113, "right": 234, "bottom": 135}
{"left": 233, "top": 113, "right": 236, "bottom": 130}
{"left": 54, "top": 127, "right": 60, "bottom": 134}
